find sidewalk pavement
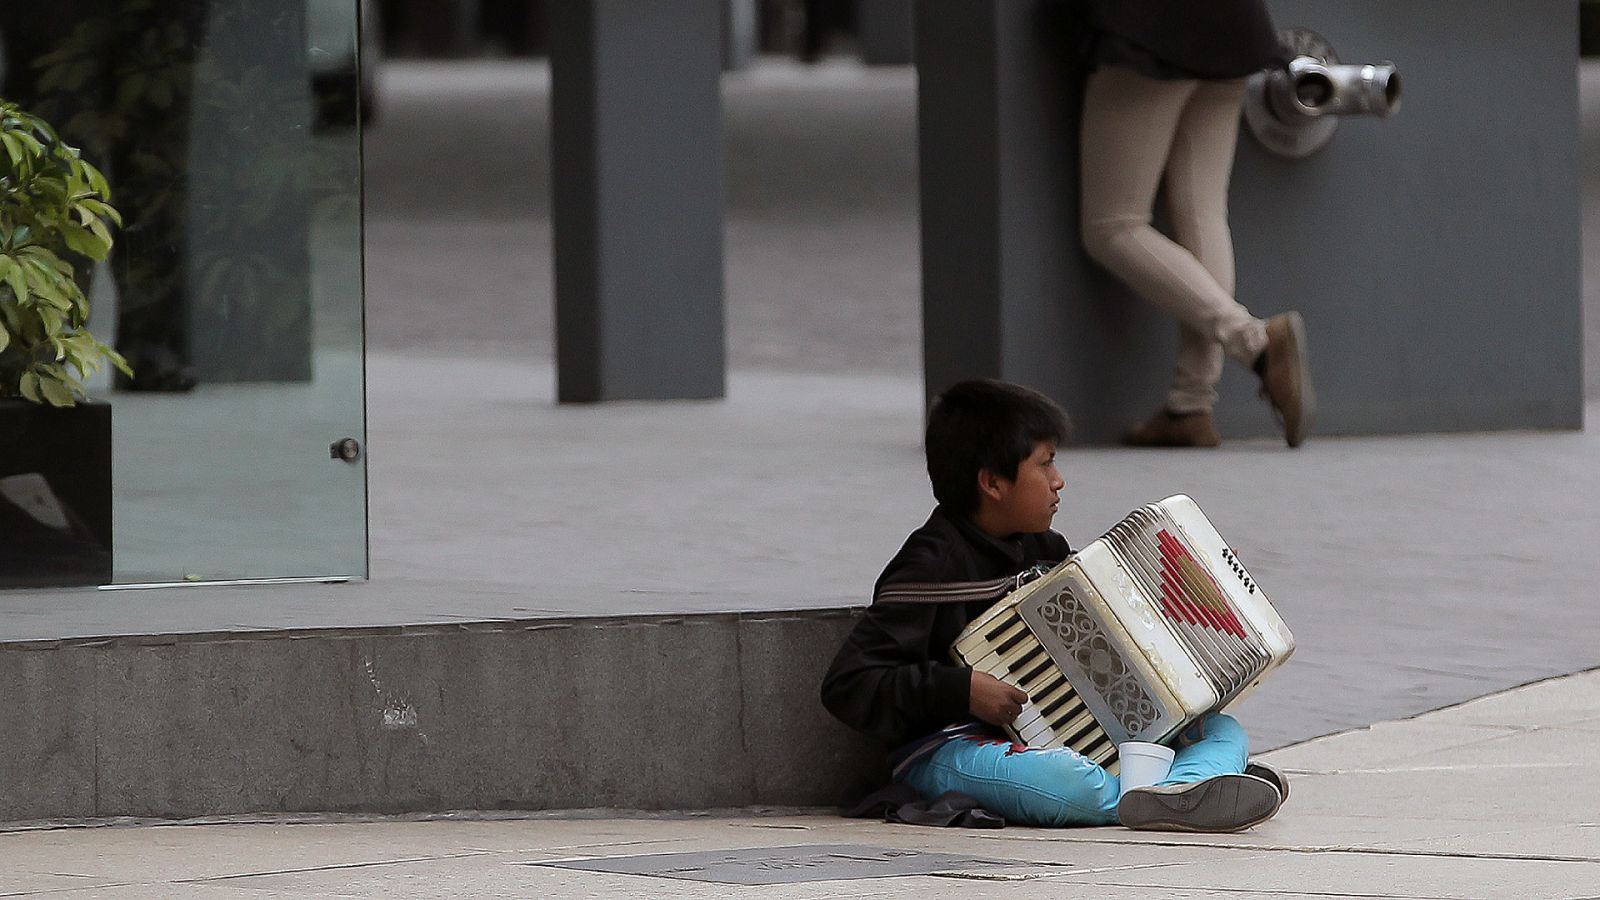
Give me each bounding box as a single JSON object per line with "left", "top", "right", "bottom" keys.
{"left": 4, "top": 668, "right": 1596, "bottom": 898}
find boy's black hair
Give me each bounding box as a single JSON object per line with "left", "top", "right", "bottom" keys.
{"left": 925, "top": 379, "right": 1072, "bottom": 514}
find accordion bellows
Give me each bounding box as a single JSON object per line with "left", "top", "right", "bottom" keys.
{"left": 951, "top": 495, "right": 1294, "bottom": 773}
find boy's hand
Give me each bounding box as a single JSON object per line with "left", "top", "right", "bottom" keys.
{"left": 969, "top": 671, "right": 1030, "bottom": 726}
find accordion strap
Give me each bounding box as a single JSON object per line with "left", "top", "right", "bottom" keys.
{"left": 874, "top": 562, "right": 1057, "bottom": 606}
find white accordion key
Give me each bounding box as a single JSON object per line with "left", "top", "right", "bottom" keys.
{"left": 1017, "top": 717, "right": 1053, "bottom": 746}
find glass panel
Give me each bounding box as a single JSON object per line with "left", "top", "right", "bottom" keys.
{"left": 0, "top": 0, "right": 366, "bottom": 587}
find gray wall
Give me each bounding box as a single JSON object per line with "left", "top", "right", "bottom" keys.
{"left": 921, "top": 0, "right": 1582, "bottom": 441}
{"left": 0, "top": 611, "right": 882, "bottom": 822}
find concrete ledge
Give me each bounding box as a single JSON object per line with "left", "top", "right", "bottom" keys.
{"left": 0, "top": 609, "right": 884, "bottom": 822}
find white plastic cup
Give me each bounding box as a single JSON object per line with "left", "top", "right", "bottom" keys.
{"left": 1116, "top": 741, "right": 1176, "bottom": 797}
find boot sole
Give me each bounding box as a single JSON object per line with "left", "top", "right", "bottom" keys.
{"left": 1270, "top": 312, "right": 1316, "bottom": 448}
{"left": 1118, "top": 774, "right": 1282, "bottom": 833}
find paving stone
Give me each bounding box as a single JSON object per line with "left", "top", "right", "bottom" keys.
{"left": 1259, "top": 721, "right": 1524, "bottom": 772}
{"left": 22, "top": 886, "right": 270, "bottom": 899}
{"left": 533, "top": 843, "right": 1046, "bottom": 885}
{"left": 1278, "top": 764, "right": 1589, "bottom": 826}
{"left": 0, "top": 872, "right": 121, "bottom": 894}
{"left": 1420, "top": 671, "right": 1600, "bottom": 728}
{"left": 1044, "top": 850, "right": 1600, "bottom": 899}
{"left": 1391, "top": 821, "right": 1600, "bottom": 862}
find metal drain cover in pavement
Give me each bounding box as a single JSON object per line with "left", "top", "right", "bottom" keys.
{"left": 531, "top": 843, "right": 1040, "bottom": 885}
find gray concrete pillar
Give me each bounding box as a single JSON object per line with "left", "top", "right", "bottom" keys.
{"left": 550, "top": 1, "right": 727, "bottom": 402}
{"left": 725, "top": 0, "right": 760, "bottom": 70}
{"left": 917, "top": 0, "right": 1090, "bottom": 421}
{"left": 859, "top": 0, "right": 914, "bottom": 66}
{"left": 918, "top": 0, "right": 1582, "bottom": 441}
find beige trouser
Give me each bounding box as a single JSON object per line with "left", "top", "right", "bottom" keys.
{"left": 1080, "top": 66, "right": 1269, "bottom": 414}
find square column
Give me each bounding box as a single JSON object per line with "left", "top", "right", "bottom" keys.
{"left": 550, "top": 1, "right": 726, "bottom": 402}
{"left": 917, "top": 0, "right": 1104, "bottom": 424}
{"left": 859, "top": 0, "right": 914, "bottom": 65}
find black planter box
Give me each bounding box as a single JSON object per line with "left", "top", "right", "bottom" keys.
{"left": 0, "top": 399, "right": 113, "bottom": 588}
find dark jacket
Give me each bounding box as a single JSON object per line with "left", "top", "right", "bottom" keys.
{"left": 1079, "top": 0, "right": 1282, "bottom": 80}
{"left": 819, "top": 506, "right": 1071, "bottom": 750}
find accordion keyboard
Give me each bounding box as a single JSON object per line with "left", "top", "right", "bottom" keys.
{"left": 953, "top": 607, "right": 1120, "bottom": 770}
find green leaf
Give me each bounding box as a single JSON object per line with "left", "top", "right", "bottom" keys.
{"left": 59, "top": 222, "right": 108, "bottom": 259}
{"left": 86, "top": 214, "right": 113, "bottom": 248}
{"left": 18, "top": 371, "right": 41, "bottom": 403}
{"left": 75, "top": 198, "right": 120, "bottom": 226}
{"left": 14, "top": 132, "right": 45, "bottom": 157}
{"left": 3, "top": 259, "right": 27, "bottom": 305}
{"left": 103, "top": 344, "right": 132, "bottom": 378}
{"left": 84, "top": 164, "right": 111, "bottom": 200}
{"left": 38, "top": 376, "right": 74, "bottom": 407}
{"left": 21, "top": 246, "right": 73, "bottom": 275}
{"left": 0, "top": 132, "right": 21, "bottom": 168}
{"left": 20, "top": 260, "right": 73, "bottom": 312}
{"left": 37, "top": 304, "right": 61, "bottom": 334}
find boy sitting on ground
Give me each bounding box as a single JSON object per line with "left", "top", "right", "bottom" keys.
{"left": 820, "top": 379, "right": 1286, "bottom": 831}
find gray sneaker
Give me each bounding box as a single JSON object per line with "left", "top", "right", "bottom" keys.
{"left": 1245, "top": 761, "right": 1289, "bottom": 803}
{"left": 1117, "top": 773, "right": 1283, "bottom": 833}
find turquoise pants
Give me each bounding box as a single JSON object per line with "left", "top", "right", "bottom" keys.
{"left": 899, "top": 713, "right": 1250, "bottom": 827}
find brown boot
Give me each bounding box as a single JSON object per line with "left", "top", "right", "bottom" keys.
{"left": 1123, "top": 408, "right": 1221, "bottom": 448}
{"left": 1259, "top": 312, "right": 1315, "bottom": 448}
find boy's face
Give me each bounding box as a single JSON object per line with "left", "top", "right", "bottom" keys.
{"left": 980, "top": 441, "right": 1065, "bottom": 535}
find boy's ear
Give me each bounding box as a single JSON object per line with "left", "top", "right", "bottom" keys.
{"left": 976, "top": 468, "right": 1006, "bottom": 503}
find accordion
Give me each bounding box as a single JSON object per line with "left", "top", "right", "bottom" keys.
{"left": 951, "top": 494, "right": 1294, "bottom": 773}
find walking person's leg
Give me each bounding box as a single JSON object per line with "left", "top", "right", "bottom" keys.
{"left": 1161, "top": 78, "right": 1253, "bottom": 420}
{"left": 1082, "top": 68, "right": 1261, "bottom": 447}
{"left": 1082, "top": 68, "right": 1315, "bottom": 446}
{"left": 1167, "top": 76, "right": 1315, "bottom": 445}
{"left": 1080, "top": 68, "right": 1262, "bottom": 365}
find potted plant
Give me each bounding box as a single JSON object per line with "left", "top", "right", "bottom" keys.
{"left": 0, "top": 99, "right": 127, "bottom": 588}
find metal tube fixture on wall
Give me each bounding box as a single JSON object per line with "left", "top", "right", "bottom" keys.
{"left": 1243, "top": 27, "right": 1401, "bottom": 159}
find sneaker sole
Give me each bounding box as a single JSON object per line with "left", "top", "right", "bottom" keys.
{"left": 1245, "top": 762, "right": 1289, "bottom": 803}
{"left": 1118, "top": 775, "right": 1282, "bottom": 833}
